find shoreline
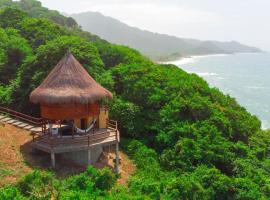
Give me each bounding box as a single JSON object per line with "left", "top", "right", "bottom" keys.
{"left": 160, "top": 52, "right": 264, "bottom": 65}
{"left": 166, "top": 52, "right": 270, "bottom": 130}
{"left": 161, "top": 53, "right": 228, "bottom": 65}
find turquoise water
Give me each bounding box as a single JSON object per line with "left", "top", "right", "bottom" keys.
{"left": 170, "top": 53, "right": 270, "bottom": 129}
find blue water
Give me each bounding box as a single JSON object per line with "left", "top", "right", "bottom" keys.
{"left": 170, "top": 53, "right": 270, "bottom": 129}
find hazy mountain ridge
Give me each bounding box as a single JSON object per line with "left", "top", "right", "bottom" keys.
{"left": 72, "top": 11, "right": 261, "bottom": 61}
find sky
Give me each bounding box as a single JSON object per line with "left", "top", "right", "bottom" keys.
{"left": 39, "top": 0, "right": 270, "bottom": 50}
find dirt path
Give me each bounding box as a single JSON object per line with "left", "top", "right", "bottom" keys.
{"left": 117, "top": 152, "right": 136, "bottom": 185}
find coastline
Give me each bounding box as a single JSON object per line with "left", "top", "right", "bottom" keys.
{"left": 166, "top": 52, "right": 270, "bottom": 130}
{"left": 160, "top": 53, "right": 229, "bottom": 65}
{"left": 161, "top": 52, "right": 265, "bottom": 65}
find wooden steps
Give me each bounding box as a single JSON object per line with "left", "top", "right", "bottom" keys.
{"left": 0, "top": 114, "right": 41, "bottom": 133}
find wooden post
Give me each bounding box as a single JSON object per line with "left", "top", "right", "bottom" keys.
{"left": 115, "top": 142, "right": 120, "bottom": 174}
{"left": 72, "top": 123, "right": 74, "bottom": 139}
{"left": 51, "top": 152, "right": 55, "bottom": 169}
{"left": 88, "top": 148, "right": 91, "bottom": 165}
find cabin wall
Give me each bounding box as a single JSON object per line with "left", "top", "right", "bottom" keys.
{"left": 99, "top": 107, "right": 109, "bottom": 129}
{"left": 40, "top": 103, "right": 100, "bottom": 120}
{"left": 74, "top": 118, "right": 81, "bottom": 128}
{"left": 74, "top": 107, "right": 108, "bottom": 129}
{"left": 74, "top": 116, "right": 98, "bottom": 129}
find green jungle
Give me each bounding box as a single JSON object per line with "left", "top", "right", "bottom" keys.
{"left": 0, "top": 0, "right": 270, "bottom": 199}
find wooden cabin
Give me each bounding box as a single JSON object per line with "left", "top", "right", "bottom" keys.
{"left": 29, "top": 52, "right": 120, "bottom": 172}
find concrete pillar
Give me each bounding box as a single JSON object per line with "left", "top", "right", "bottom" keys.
{"left": 51, "top": 152, "right": 55, "bottom": 169}
{"left": 88, "top": 148, "right": 91, "bottom": 165}
{"left": 115, "top": 143, "right": 120, "bottom": 174}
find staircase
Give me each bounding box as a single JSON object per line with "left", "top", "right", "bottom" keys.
{"left": 0, "top": 107, "right": 44, "bottom": 133}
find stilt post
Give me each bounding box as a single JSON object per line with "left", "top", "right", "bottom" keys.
{"left": 51, "top": 152, "right": 55, "bottom": 169}
{"left": 115, "top": 142, "right": 120, "bottom": 174}
{"left": 88, "top": 148, "right": 91, "bottom": 165}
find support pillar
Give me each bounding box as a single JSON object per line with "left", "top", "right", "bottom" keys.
{"left": 51, "top": 152, "right": 55, "bottom": 169}
{"left": 88, "top": 148, "right": 91, "bottom": 165}
{"left": 115, "top": 143, "right": 120, "bottom": 174}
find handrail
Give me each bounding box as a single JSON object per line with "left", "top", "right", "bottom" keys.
{"left": 32, "top": 119, "right": 119, "bottom": 147}
{"left": 33, "top": 130, "right": 116, "bottom": 146}
{"left": 0, "top": 106, "right": 43, "bottom": 126}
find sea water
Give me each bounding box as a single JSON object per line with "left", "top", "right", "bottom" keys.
{"left": 169, "top": 52, "right": 270, "bottom": 129}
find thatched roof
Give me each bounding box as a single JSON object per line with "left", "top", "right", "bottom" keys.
{"left": 30, "top": 53, "right": 112, "bottom": 104}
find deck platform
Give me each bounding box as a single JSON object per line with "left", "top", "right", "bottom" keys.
{"left": 31, "top": 128, "right": 119, "bottom": 154}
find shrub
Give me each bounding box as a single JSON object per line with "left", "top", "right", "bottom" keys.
{"left": 0, "top": 186, "right": 26, "bottom": 200}
{"left": 18, "top": 170, "right": 54, "bottom": 199}
{"left": 87, "top": 166, "right": 117, "bottom": 191}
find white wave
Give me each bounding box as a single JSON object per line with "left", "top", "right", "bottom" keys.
{"left": 167, "top": 57, "right": 196, "bottom": 65}
{"left": 246, "top": 86, "right": 266, "bottom": 89}
{"left": 197, "top": 72, "right": 218, "bottom": 77}
{"left": 261, "top": 120, "right": 269, "bottom": 130}
{"left": 186, "top": 71, "right": 218, "bottom": 77}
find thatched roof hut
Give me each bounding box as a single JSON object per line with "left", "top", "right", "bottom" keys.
{"left": 30, "top": 52, "right": 112, "bottom": 105}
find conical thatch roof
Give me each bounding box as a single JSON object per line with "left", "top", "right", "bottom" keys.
{"left": 30, "top": 53, "right": 112, "bottom": 104}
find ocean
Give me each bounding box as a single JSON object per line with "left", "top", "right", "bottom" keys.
{"left": 168, "top": 52, "right": 270, "bottom": 129}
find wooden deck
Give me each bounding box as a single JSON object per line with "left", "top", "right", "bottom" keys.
{"left": 31, "top": 128, "right": 119, "bottom": 153}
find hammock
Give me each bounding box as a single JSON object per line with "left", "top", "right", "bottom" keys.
{"left": 47, "top": 123, "right": 58, "bottom": 136}
{"left": 74, "top": 118, "right": 96, "bottom": 134}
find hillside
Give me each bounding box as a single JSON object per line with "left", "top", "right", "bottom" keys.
{"left": 0, "top": 1, "right": 270, "bottom": 199}
{"left": 72, "top": 11, "right": 261, "bottom": 60}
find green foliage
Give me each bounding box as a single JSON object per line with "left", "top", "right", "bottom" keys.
{"left": 86, "top": 166, "right": 117, "bottom": 190}
{"left": 0, "top": 28, "right": 32, "bottom": 84}
{"left": 110, "top": 98, "right": 141, "bottom": 137}
{"left": 96, "top": 43, "right": 152, "bottom": 69}
{"left": 19, "top": 18, "right": 65, "bottom": 48}
{"left": 18, "top": 170, "right": 55, "bottom": 199}
{"left": 0, "top": 0, "right": 78, "bottom": 28}
{"left": 123, "top": 139, "right": 270, "bottom": 200}
{"left": 0, "top": 7, "right": 27, "bottom": 28}
{"left": 0, "top": 167, "right": 117, "bottom": 200}
{"left": 0, "top": 186, "right": 26, "bottom": 200}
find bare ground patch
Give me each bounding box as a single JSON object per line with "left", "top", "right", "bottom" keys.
{"left": 0, "top": 123, "right": 135, "bottom": 187}
{"left": 0, "top": 123, "right": 33, "bottom": 186}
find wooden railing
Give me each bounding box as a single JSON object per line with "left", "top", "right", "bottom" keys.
{"left": 0, "top": 106, "right": 44, "bottom": 126}
{"left": 32, "top": 120, "right": 119, "bottom": 149}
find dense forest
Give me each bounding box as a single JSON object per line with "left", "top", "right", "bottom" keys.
{"left": 0, "top": 0, "right": 270, "bottom": 199}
